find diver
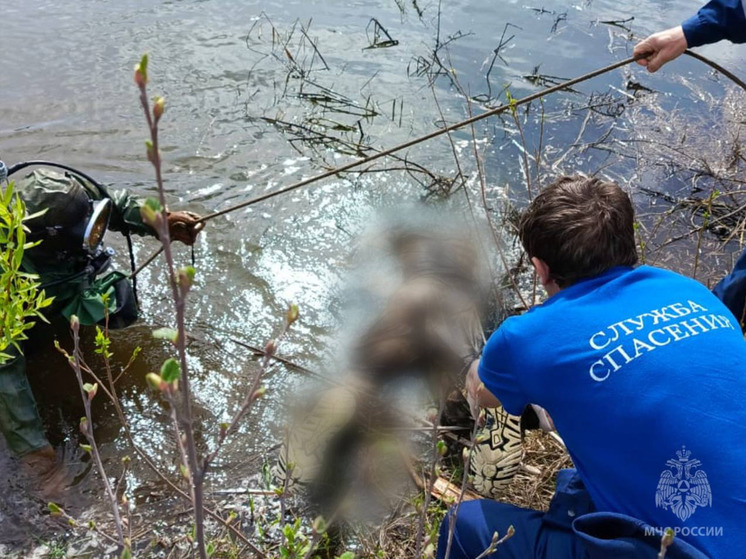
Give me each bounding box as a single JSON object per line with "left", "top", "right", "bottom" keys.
{"left": 0, "top": 160, "right": 203, "bottom": 493}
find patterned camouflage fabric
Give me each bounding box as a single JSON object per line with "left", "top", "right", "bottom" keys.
{"left": 0, "top": 169, "right": 154, "bottom": 455}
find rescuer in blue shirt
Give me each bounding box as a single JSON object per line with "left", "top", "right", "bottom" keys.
{"left": 437, "top": 177, "right": 746, "bottom": 559}
{"left": 435, "top": 4, "right": 746, "bottom": 557}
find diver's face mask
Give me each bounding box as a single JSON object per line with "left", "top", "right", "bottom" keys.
{"left": 83, "top": 198, "right": 112, "bottom": 254}
{"left": 82, "top": 198, "right": 115, "bottom": 275}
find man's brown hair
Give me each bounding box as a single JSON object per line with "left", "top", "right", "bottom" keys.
{"left": 519, "top": 175, "right": 638, "bottom": 287}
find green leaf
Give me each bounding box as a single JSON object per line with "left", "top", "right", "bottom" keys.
{"left": 0, "top": 182, "right": 50, "bottom": 365}
{"left": 47, "top": 502, "right": 63, "bottom": 516}
{"left": 160, "top": 358, "right": 181, "bottom": 383}
{"left": 144, "top": 196, "right": 163, "bottom": 214}
{"left": 80, "top": 444, "right": 92, "bottom": 454}
{"left": 139, "top": 54, "right": 148, "bottom": 78}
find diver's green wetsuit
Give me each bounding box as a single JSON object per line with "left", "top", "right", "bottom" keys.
{"left": 0, "top": 169, "right": 155, "bottom": 456}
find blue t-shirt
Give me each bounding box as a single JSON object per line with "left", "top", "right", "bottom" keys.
{"left": 480, "top": 265, "right": 746, "bottom": 557}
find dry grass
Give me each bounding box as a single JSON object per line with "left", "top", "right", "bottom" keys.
{"left": 503, "top": 431, "right": 573, "bottom": 512}
{"left": 342, "top": 429, "right": 571, "bottom": 559}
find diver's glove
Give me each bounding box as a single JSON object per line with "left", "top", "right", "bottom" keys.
{"left": 166, "top": 210, "right": 204, "bottom": 245}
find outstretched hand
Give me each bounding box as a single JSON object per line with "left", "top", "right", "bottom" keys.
{"left": 634, "top": 26, "right": 688, "bottom": 73}
{"left": 166, "top": 210, "right": 204, "bottom": 245}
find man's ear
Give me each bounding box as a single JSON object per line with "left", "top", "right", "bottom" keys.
{"left": 531, "top": 257, "right": 552, "bottom": 286}
{"left": 531, "top": 257, "right": 561, "bottom": 296}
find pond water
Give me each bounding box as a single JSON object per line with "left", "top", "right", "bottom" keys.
{"left": 1, "top": 0, "right": 745, "bottom": 551}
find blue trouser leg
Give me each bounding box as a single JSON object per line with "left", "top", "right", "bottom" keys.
{"left": 437, "top": 500, "right": 582, "bottom": 559}
{"left": 712, "top": 246, "right": 746, "bottom": 325}
{"left": 572, "top": 513, "right": 709, "bottom": 559}
{"left": 436, "top": 469, "right": 589, "bottom": 559}
{"left": 0, "top": 349, "right": 50, "bottom": 456}
{"left": 436, "top": 470, "right": 711, "bottom": 559}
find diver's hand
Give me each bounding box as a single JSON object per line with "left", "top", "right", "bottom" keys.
{"left": 166, "top": 210, "right": 204, "bottom": 245}
{"left": 634, "top": 26, "right": 688, "bottom": 73}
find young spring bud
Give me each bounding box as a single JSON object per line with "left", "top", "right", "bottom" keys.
{"left": 145, "top": 372, "right": 164, "bottom": 391}
{"left": 263, "top": 339, "right": 277, "bottom": 357}
{"left": 83, "top": 382, "right": 98, "bottom": 401}
{"left": 153, "top": 96, "right": 165, "bottom": 122}
{"left": 250, "top": 386, "right": 267, "bottom": 402}
{"left": 134, "top": 54, "right": 149, "bottom": 87}
{"left": 312, "top": 515, "right": 326, "bottom": 534}
{"left": 436, "top": 440, "right": 448, "bottom": 456}
{"left": 70, "top": 314, "right": 80, "bottom": 333}
{"left": 506, "top": 525, "right": 515, "bottom": 538}
{"left": 134, "top": 68, "right": 146, "bottom": 88}
{"left": 152, "top": 327, "right": 179, "bottom": 344}
{"left": 140, "top": 200, "right": 163, "bottom": 231}
{"left": 145, "top": 140, "right": 156, "bottom": 164}
{"left": 180, "top": 463, "right": 190, "bottom": 479}
{"left": 660, "top": 527, "right": 674, "bottom": 554}
{"left": 79, "top": 417, "right": 89, "bottom": 436}
{"left": 177, "top": 266, "right": 196, "bottom": 294}
{"left": 47, "top": 502, "right": 63, "bottom": 516}
{"left": 80, "top": 443, "right": 92, "bottom": 454}
{"left": 286, "top": 304, "right": 299, "bottom": 325}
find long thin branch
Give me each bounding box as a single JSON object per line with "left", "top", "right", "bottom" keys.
{"left": 137, "top": 70, "right": 207, "bottom": 559}
{"left": 69, "top": 321, "right": 126, "bottom": 549}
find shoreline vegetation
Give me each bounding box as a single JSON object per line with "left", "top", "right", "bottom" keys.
{"left": 5, "top": 5, "right": 746, "bottom": 557}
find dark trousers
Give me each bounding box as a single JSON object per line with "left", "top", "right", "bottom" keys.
{"left": 436, "top": 470, "right": 709, "bottom": 559}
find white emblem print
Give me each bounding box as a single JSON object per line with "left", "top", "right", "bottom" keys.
{"left": 655, "top": 446, "right": 712, "bottom": 521}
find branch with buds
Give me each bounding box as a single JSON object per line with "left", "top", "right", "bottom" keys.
{"left": 135, "top": 52, "right": 211, "bottom": 559}
{"left": 57, "top": 315, "right": 128, "bottom": 554}
{"left": 135, "top": 54, "right": 300, "bottom": 559}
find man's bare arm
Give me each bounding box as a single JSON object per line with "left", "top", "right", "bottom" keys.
{"left": 465, "top": 359, "right": 501, "bottom": 418}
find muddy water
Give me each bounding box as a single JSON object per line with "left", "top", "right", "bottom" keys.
{"left": 1, "top": 0, "right": 745, "bottom": 550}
